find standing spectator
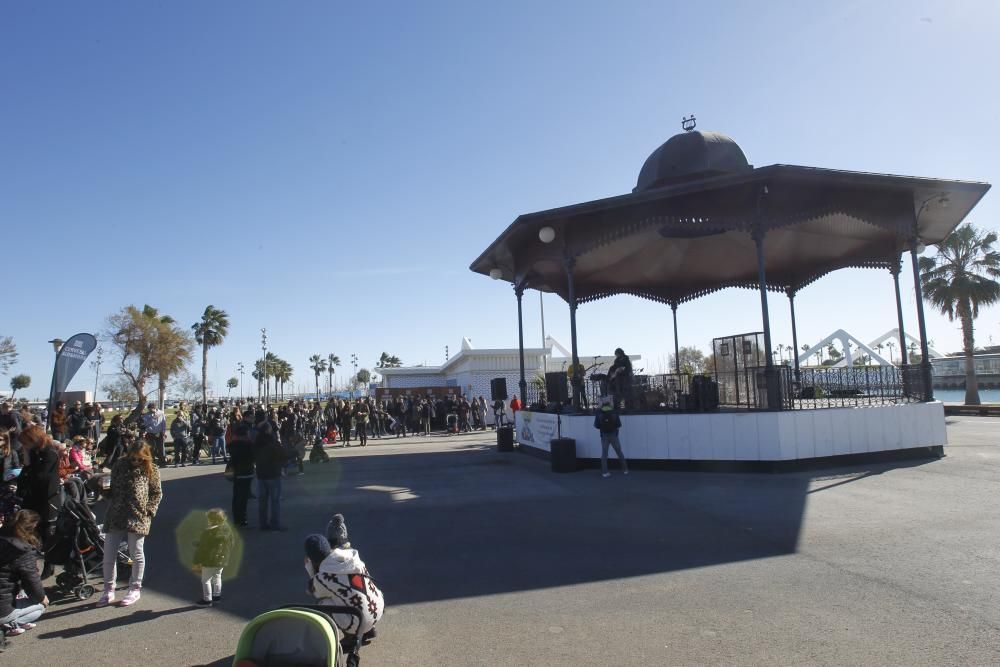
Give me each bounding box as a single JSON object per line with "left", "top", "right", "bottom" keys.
{"left": 0, "top": 432, "right": 20, "bottom": 484}
{"left": 509, "top": 395, "right": 522, "bottom": 414}
{"left": 0, "top": 510, "right": 49, "bottom": 637}
{"left": 49, "top": 402, "right": 67, "bottom": 442}
{"left": 67, "top": 401, "right": 88, "bottom": 439}
{"left": 15, "top": 426, "right": 61, "bottom": 577}
{"left": 85, "top": 404, "right": 104, "bottom": 443}
{"left": 190, "top": 404, "right": 205, "bottom": 465}
{"left": 338, "top": 402, "right": 354, "bottom": 446}
{"left": 207, "top": 408, "right": 228, "bottom": 465}
{"left": 476, "top": 397, "right": 488, "bottom": 431}
{"left": 353, "top": 400, "right": 369, "bottom": 447}
{"left": 228, "top": 423, "right": 255, "bottom": 528}
{"left": 593, "top": 397, "right": 629, "bottom": 478}
{"left": 253, "top": 422, "right": 285, "bottom": 531}
{"left": 0, "top": 402, "right": 22, "bottom": 443}
{"left": 98, "top": 414, "right": 126, "bottom": 470}
{"left": 140, "top": 403, "right": 167, "bottom": 467}
{"left": 98, "top": 435, "right": 162, "bottom": 607}
{"left": 420, "top": 398, "right": 434, "bottom": 435}
{"left": 170, "top": 405, "right": 192, "bottom": 467}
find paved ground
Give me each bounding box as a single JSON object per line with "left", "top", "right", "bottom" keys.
{"left": 7, "top": 419, "right": 1000, "bottom": 666}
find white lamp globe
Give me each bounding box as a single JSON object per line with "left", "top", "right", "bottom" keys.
{"left": 489, "top": 268, "right": 503, "bottom": 280}
{"left": 538, "top": 226, "right": 556, "bottom": 243}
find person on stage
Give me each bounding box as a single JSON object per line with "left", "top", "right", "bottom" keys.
{"left": 608, "top": 348, "right": 633, "bottom": 411}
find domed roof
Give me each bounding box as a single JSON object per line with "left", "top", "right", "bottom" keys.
{"left": 634, "top": 130, "right": 751, "bottom": 192}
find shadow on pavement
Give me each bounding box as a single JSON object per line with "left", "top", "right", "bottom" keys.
{"left": 104, "top": 442, "right": 939, "bottom": 634}
{"left": 37, "top": 605, "right": 198, "bottom": 639}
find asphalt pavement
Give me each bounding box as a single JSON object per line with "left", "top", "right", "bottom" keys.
{"left": 6, "top": 419, "right": 1000, "bottom": 666}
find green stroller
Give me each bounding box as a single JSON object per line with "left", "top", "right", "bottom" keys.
{"left": 232, "top": 605, "right": 367, "bottom": 667}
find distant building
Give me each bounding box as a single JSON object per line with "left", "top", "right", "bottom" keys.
{"left": 377, "top": 337, "right": 639, "bottom": 399}
{"left": 931, "top": 353, "right": 1000, "bottom": 389}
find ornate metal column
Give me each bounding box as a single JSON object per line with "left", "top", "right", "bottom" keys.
{"left": 515, "top": 283, "right": 528, "bottom": 401}
{"left": 909, "top": 241, "right": 934, "bottom": 401}
{"left": 890, "top": 257, "right": 909, "bottom": 365}
{"left": 670, "top": 301, "right": 681, "bottom": 376}
{"left": 787, "top": 289, "right": 800, "bottom": 383}
{"left": 565, "top": 257, "right": 582, "bottom": 411}
{"left": 753, "top": 222, "right": 779, "bottom": 409}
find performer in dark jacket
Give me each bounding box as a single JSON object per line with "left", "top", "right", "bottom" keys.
{"left": 0, "top": 510, "right": 48, "bottom": 636}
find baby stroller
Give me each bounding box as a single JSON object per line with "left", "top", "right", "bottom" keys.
{"left": 233, "top": 605, "right": 369, "bottom": 667}
{"left": 48, "top": 478, "right": 132, "bottom": 600}
{"left": 446, "top": 413, "right": 459, "bottom": 435}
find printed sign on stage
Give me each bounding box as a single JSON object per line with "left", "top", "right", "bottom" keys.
{"left": 516, "top": 410, "right": 558, "bottom": 448}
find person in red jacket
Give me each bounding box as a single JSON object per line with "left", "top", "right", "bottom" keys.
{"left": 509, "top": 396, "right": 522, "bottom": 413}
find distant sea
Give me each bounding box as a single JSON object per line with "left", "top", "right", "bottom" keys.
{"left": 933, "top": 388, "right": 999, "bottom": 404}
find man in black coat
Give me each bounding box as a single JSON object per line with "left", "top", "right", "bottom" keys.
{"left": 228, "top": 424, "right": 255, "bottom": 528}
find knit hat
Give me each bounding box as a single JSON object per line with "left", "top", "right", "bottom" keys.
{"left": 326, "top": 513, "right": 349, "bottom": 548}
{"left": 304, "top": 534, "right": 332, "bottom": 571}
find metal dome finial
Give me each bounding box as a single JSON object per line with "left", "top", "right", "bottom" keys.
{"left": 682, "top": 115, "right": 697, "bottom": 132}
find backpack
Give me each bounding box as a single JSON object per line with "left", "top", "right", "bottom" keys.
{"left": 598, "top": 411, "right": 617, "bottom": 433}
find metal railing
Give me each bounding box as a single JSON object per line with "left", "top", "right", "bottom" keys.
{"left": 521, "top": 364, "right": 924, "bottom": 414}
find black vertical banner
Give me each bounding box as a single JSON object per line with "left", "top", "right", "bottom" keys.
{"left": 50, "top": 333, "right": 98, "bottom": 400}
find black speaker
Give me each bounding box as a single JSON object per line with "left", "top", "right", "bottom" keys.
{"left": 545, "top": 372, "right": 569, "bottom": 403}
{"left": 490, "top": 377, "right": 508, "bottom": 401}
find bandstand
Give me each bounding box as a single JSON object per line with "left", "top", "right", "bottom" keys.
{"left": 470, "top": 121, "right": 990, "bottom": 466}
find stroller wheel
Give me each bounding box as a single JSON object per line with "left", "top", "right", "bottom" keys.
{"left": 76, "top": 584, "right": 96, "bottom": 600}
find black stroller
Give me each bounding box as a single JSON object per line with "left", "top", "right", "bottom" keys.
{"left": 48, "top": 478, "right": 132, "bottom": 600}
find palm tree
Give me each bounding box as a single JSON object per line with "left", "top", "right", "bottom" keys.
{"left": 192, "top": 305, "right": 230, "bottom": 406}
{"left": 919, "top": 223, "right": 1000, "bottom": 405}
{"left": 142, "top": 305, "right": 192, "bottom": 409}
{"left": 309, "top": 354, "right": 327, "bottom": 399}
{"left": 885, "top": 340, "right": 895, "bottom": 364}
{"left": 275, "top": 360, "right": 293, "bottom": 401}
{"left": 327, "top": 354, "right": 340, "bottom": 394}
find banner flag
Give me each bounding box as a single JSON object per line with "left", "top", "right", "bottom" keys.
{"left": 51, "top": 333, "right": 98, "bottom": 399}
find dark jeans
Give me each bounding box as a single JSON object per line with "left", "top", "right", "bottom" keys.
{"left": 192, "top": 435, "right": 205, "bottom": 463}
{"left": 173, "top": 438, "right": 189, "bottom": 465}
{"left": 257, "top": 477, "right": 281, "bottom": 529}
{"left": 232, "top": 477, "right": 252, "bottom": 526}
{"left": 357, "top": 422, "right": 367, "bottom": 446}
{"left": 150, "top": 434, "right": 166, "bottom": 465}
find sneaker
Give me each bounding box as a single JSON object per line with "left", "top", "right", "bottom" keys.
{"left": 4, "top": 627, "right": 25, "bottom": 637}
{"left": 623, "top": 470, "right": 630, "bottom": 475}
{"left": 601, "top": 473, "right": 611, "bottom": 478}
{"left": 195, "top": 599, "right": 213, "bottom": 607}
{"left": 212, "top": 594, "right": 222, "bottom": 602}
{"left": 117, "top": 585, "right": 141, "bottom": 607}
{"left": 96, "top": 587, "right": 115, "bottom": 607}
{"left": 20, "top": 623, "right": 36, "bottom": 631}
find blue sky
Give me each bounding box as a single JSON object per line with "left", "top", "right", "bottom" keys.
{"left": 2, "top": 0, "right": 998, "bottom": 399}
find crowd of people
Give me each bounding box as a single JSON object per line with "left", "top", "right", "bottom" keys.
{"left": 0, "top": 389, "right": 520, "bottom": 647}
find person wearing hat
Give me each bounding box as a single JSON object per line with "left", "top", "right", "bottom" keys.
{"left": 304, "top": 514, "right": 384, "bottom": 640}
{"left": 594, "top": 397, "right": 628, "bottom": 478}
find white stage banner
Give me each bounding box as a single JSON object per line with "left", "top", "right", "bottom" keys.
{"left": 517, "top": 410, "right": 559, "bottom": 449}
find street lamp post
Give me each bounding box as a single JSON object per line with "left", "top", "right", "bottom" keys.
{"left": 237, "top": 362, "right": 245, "bottom": 400}
{"left": 350, "top": 353, "right": 358, "bottom": 399}
{"left": 92, "top": 345, "right": 104, "bottom": 401}
{"left": 261, "top": 329, "right": 268, "bottom": 406}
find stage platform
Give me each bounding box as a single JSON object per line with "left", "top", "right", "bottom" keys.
{"left": 514, "top": 402, "right": 947, "bottom": 467}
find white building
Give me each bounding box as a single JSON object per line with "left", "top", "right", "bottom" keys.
{"left": 378, "top": 337, "right": 638, "bottom": 400}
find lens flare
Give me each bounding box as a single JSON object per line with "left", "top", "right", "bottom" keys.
{"left": 175, "top": 509, "right": 245, "bottom": 581}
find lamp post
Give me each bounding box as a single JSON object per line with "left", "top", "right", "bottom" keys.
{"left": 92, "top": 345, "right": 103, "bottom": 401}
{"left": 350, "top": 353, "right": 358, "bottom": 399}
{"left": 237, "top": 362, "right": 245, "bottom": 400}
{"left": 261, "top": 329, "right": 268, "bottom": 406}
